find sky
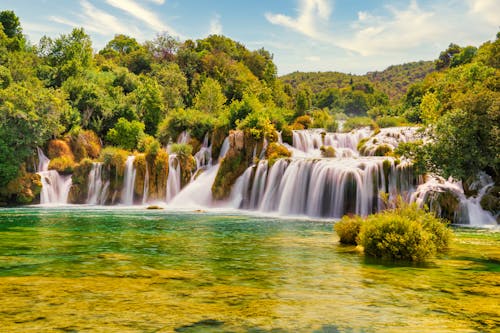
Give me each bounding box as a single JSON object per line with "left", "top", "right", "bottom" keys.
{"left": 2, "top": 0, "right": 499, "bottom": 75}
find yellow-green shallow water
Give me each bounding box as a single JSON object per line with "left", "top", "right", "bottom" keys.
{"left": 0, "top": 207, "right": 498, "bottom": 332}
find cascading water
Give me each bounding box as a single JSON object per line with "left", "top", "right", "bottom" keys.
{"left": 86, "top": 162, "right": 109, "bottom": 205}
{"left": 142, "top": 162, "right": 149, "bottom": 204}
{"left": 166, "top": 154, "right": 181, "bottom": 202}
{"left": 235, "top": 157, "right": 417, "bottom": 218}
{"left": 37, "top": 148, "right": 72, "bottom": 205}
{"left": 194, "top": 133, "right": 212, "bottom": 170}
{"left": 121, "top": 156, "right": 136, "bottom": 205}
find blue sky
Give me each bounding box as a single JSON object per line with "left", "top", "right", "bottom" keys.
{"left": 2, "top": 0, "right": 499, "bottom": 74}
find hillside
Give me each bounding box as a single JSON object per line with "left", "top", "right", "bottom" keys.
{"left": 281, "top": 60, "right": 435, "bottom": 102}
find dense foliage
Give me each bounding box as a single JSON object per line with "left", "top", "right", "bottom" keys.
{"left": 0, "top": 9, "right": 498, "bottom": 207}
{"left": 335, "top": 203, "right": 452, "bottom": 262}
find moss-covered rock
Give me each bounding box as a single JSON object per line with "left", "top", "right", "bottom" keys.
{"left": 373, "top": 144, "right": 393, "bottom": 157}
{"left": 0, "top": 165, "right": 42, "bottom": 205}
{"left": 100, "top": 147, "right": 129, "bottom": 203}
{"left": 150, "top": 150, "right": 169, "bottom": 201}
{"left": 320, "top": 146, "right": 336, "bottom": 158}
{"left": 281, "top": 125, "right": 293, "bottom": 145}
{"left": 424, "top": 190, "right": 461, "bottom": 222}
{"left": 68, "top": 158, "right": 94, "bottom": 204}
{"left": 210, "top": 126, "right": 229, "bottom": 161}
{"left": 480, "top": 186, "right": 500, "bottom": 223}
{"left": 48, "top": 156, "right": 76, "bottom": 175}
{"left": 66, "top": 129, "right": 101, "bottom": 162}
{"left": 266, "top": 142, "right": 292, "bottom": 166}
{"left": 212, "top": 130, "right": 261, "bottom": 200}
{"left": 133, "top": 153, "right": 147, "bottom": 199}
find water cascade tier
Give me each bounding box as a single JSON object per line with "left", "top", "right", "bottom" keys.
{"left": 37, "top": 148, "right": 72, "bottom": 205}
{"left": 35, "top": 127, "right": 497, "bottom": 225}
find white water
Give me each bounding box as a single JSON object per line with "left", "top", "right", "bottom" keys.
{"left": 142, "top": 162, "right": 149, "bottom": 204}
{"left": 411, "top": 173, "right": 497, "bottom": 225}
{"left": 166, "top": 154, "right": 181, "bottom": 202}
{"left": 121, "top": 156, "right": 136, "bottom": 205}
{"left": 35, "top": 127, "right": 497, "bottom": 226}
{"left": 37, "top": 148, "right": 72, "bottom": 205}
{"left": 87, "top": 162, "right": 109, "bottom": 205}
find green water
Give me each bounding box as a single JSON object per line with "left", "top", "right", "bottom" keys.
{"left": 0, "top": 208, "right": 498, "bottom": 332}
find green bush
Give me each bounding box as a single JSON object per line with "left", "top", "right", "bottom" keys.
{"left": 100, "top": 146, "right": 129, "bottom": 177}
{"left": 170, "top": 143, "right": 193, "bottom": 158}
{"left": 320, "top": 145, "right": 336, "bottom": 158}
{"left": 342, "top": 116, "right": 379, "bottom": 132}
{"left": 337, "top": 203, "right": 452, "bottom": 262}
{"left": 334, "top": 215, "right": 363, "bottom": 245}
{"left": 266, "top": 142, "right": 291, "bottom": 166}
{"left": 157, "top": 108, "right": 213, "bottom": 144}
{"left": 48, "top": 156, "right": 76, "bottom": 174}
{"left": 311, "top": 109, "right": 338, "bottom": 132}
{"left": 376, "top": 116, "right": 407, "bottom": 128}
{"left": 106, "top": 117, "right": 145, "bottom": 150}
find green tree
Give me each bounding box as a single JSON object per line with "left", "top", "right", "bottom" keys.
{"left": 194, "top": 78, "right": 226, "bottom": 114}
{"left": 149, "top": 63, "right": 187, "bottom": 110}
{"left": 106, "top": 117, "right": 145, "bottom": 150}
{"left": 136, "top": 76, "right": 165, "bottom": 135}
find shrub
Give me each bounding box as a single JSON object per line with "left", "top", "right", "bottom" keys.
{"left": 342, "top": 117, "right": 378, "bottom": 132}
{"left": 373, "top": 144, "right": 393, "bottom": 156}
{"left": 320, "top": 146, "right": 336, "bottom": 158}
{"left": 157, "top": 108, "right": 214, "bottom": 145}
{"left": 376, "top": 116, "right": 407, "bottom": 128}
{"left": 170, "top": 143, "right": 193, "bottom": 157}
{"left": 355, "top": 204, "right": 452, "bottom": 262}
{"left": 266, "top": 142, "right": 291, "bottom": 165}
{"left": 106, "top": 118, "right": 145, "bottom": 151}
{"left": 281, "top": 125, "right": 293, "bottom": 145}
{"left": 358, "top": 215, "right": 436, "bottom": 262}
{"left": 334, "top": 215, "right": 363, "bottom": 245}
{"left": 100, "top": 147, "right": 129, "bottom": 177}
{"left": 47, "top": 139, "right": 74, "bottom": 160}
{"left": 291, "top": 115, "right": 312, "bottom": 130}
{"left": 67, "top": 128, "right": 101, "bottom": 161}
{"left": 311, "top": 109, "right": 338, "bottom": 132}
{"left": 48, "top": 156, "right": 76, "bottom": 174}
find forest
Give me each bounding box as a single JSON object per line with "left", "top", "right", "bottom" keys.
{"left": 0, "top": 10, "right": 498, "bottom": 217}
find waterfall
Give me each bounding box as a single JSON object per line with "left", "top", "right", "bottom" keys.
{"left": 87, "top": 162, "right": 109, "bottom": 205}
{"left": 166, "top": 154, "right": 181, "bottom": 202}
{"left": 411, "top": 173, "right": 497, "bottom": 225}
{"left": 37, "top": 148, "right": 72, "bottom": 205}
{"left": 194, "top": 133, "right": 212, "bottom": 170}
{"left": 142, "top": 162, "right": 149, "bottom": 205}
{"left": 234, "top": 157, "right": 418, "bottom": 218}
{"left": 121, "top": 156, "right": 136, "bottom": 205}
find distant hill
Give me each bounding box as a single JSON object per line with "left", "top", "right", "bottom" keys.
{"left": 365, "top": 61, "right": 435, "bottom": 100}
{"left": 281, "top": 60, "right": 435, "bottom": 101}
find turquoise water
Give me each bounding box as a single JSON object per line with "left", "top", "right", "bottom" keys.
{"left": 0, "top": 207, "right": 498, "bottom": 332}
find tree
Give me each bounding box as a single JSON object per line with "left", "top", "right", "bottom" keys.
{"left": 435, "top": 43, "right": 462, "bottom": 70}
{"left": 106, "top": 118, "right": 145, "bottom": 150}
{"left": 0, "top": 10, "right": 22, "bottom": 38}
{"left": 149, "top": 63, "right": 187, "bottom": 110}
{"left": 295, "top": 85, "right": 312, "bottom": 116}
{"left": 145, "top": 32, "right": 180, "bottom": 62}
{"left": 0, "top": 81, "right": 71, "bottom": 185}
{"left": 193, "top": 78, "right": 226, "bottom": 114}
{"left": 136, "top": 76, "right": 165, "bottom": 135}
{"left": 39, "top": 28, "right": 93, "bottom": 86}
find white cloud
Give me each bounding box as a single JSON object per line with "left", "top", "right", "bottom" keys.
{"left": 105, "top": 0, "right": 180, "bottom": 36}
{"left": 339, "top": 0, "right": 440, "bottom": 56}
{"left": 209, "top": 14, "right": 222, "bottom": 35}
{"left": 147, "top": 0, "right": 165, "bottom": 4}
{"left": 305, "top": 55, "right": 321, "bottom": 62}
{"left": 265, "top": 0, "right": 332, "bottom": 41}
{"left": 467, "top": 0, "right": 500, "bottom": 25}
{"left": 49, "top": 0, "right": 140, "bottom": 38}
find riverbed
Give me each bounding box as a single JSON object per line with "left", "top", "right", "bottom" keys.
{"left": 0, "top": 207, "right": 498, "bottom": 332}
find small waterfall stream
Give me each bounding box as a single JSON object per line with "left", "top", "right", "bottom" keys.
{"left": 121, "top": 156, "right": 136, "bottom": 205}
{"left": 37, "top": 148, "right": 72, "bottom": 205}
{"left": 87, "top": 162, "right": 109, "bottom": 205}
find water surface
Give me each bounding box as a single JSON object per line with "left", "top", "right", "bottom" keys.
{"left": 0, "top": 207, "right": 498, "bottom": 332}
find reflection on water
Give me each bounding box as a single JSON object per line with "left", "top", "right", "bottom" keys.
{"left": 0, "top": 207, "right": 498, "bottom": 332}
